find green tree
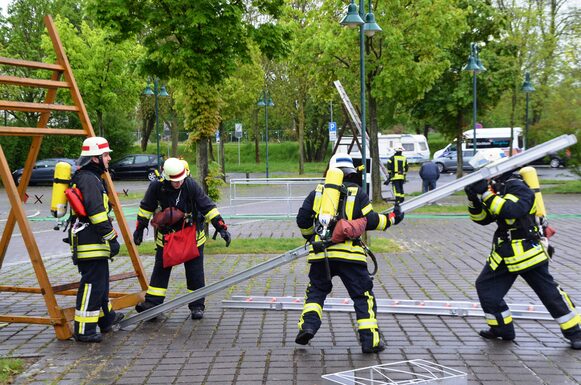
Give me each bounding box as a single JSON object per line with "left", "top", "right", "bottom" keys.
{"left": 89, "top": 0, "right": 287, "bottom": 190}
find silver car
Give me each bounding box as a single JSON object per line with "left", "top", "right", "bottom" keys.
{"left": 433, "top": 149, "right": 477, "bottom": 173}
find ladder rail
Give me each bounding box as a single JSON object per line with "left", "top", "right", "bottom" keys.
{"left": 119, "top": 245, "right": 310, "bottom": 327}
{"left": 391, "top": 134, "right": 577, "bottom": 215}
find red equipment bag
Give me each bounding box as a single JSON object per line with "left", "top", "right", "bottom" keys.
{"left": 64, "top": 186, "right": 87, "bottom": 217}
{"left": 162, "top": 223, "right": 199, "bottom": 268}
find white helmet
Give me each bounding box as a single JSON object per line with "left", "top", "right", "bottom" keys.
{"left": 163, "top": 157, "right": 187, "bottom": 182}
{"left": 80, "top": 137, "right": 112, "bottom": 156}
{"left": 329, "top": 153, "right": 356, "bottom": 175}
{"left": 394, "top": 146, "right": 405, "bottom": 152}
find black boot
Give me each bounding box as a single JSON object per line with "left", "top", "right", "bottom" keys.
{"left": 565, "top": 330, "right": 581, "bottom": 350}
{"left": 73, "top": 333, "right": 103, "bottom": 343}
{"left": 135, "top": 301, "right": 162, "bottom": 321}
{"left": 362, "top": 340, "right": 385, "bottom": 354}
{"left": 101, "top": 312, "right": 125, "bottom": 333}
{"left": 295, "top": 329, "right": 315, "bottom": 345}
{"left": 479, "top": 327, "right": 515, "bottom": 341}
{"left": 190, "top": 308, "right": 204, "bottom": 320}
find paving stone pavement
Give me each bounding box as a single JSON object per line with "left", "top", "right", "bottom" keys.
{"left": 1, "top": 195, "right": 580, "bottom": 384}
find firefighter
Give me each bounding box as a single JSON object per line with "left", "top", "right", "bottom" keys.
{"left": 296, "top": 153, "right": 404, "bottom": 353}
{"left": 386, "top": 146, "right": 408, "bottom": 203}
{"left": 465, "top": 171, "right": 581, "bottom": 349}
{"left": 70, "top": 136, "right": 123, "bottom": 343}
{"left": 132, "top": 157, "right": 231, "bottom": 320}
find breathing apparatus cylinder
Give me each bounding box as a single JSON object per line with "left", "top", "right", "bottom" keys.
{"left": 319, "top": 167, "right": 344, "bottom": 231}
{"left": 519, "top": 166, "right": 546, "bottom": 217}
{"left": 50, "top": 162, "right": 72, "bottom": 218}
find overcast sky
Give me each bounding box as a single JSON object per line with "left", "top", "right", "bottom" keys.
{"left": 0, "top": 0, "right": 9, "bottom": 16}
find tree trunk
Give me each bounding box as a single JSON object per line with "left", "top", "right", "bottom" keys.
{"left": 219, "top": 122, "right": 226, "bottom": 181}
{"left": 509, "top": 86, "right": 517, "bottom": 156}
{"left": 368, "top": 93, "right": 381, "bottom": 203}
{"left": 208, "top": 136, "right": 215, "bottom": 162}
{"left": 297, "top": 100, "right": 305, "bottom": 175}
{"left": 171, "top": 117, "right": 179, "bottom": 157}
{"left": 455, "top": 114, "right": 465, "bottom": 179}
{"left": 254, "top": 108, "right": 260, "bottom": 163}
{"left": 141, "top": 116, "right": 154, "bottom": 152}
{"left": 197, "top": 137, "right": 209, "bottom": 194}
{"left": 96, "top": 110, "right": 104, "bottom": 137}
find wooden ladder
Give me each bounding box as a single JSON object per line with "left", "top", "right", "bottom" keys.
{"left": 0, "top": 15, "right": 148, "bottom": 340}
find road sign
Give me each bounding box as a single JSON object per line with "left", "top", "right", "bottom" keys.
{"left": 215, "top": 130, "right": 220, "bottom": 143}
{"left": 328, "top": 121, "right": 337, "bottom": 142}
{"left": 235, "top": 123, "right": 243, "bottom": 139}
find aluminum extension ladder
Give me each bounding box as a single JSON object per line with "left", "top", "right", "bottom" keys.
{"left": 221, "top": 296, "right": 553, "bottom": 321}
{"left": 119, "top": 134, "right": 577, "bottom": 328}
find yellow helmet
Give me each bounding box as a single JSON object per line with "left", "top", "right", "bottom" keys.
{"left": 180, "top": 158, "right": 190, "bottom": 176}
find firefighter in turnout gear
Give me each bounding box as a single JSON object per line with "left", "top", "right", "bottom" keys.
{"left": 133, "top": 158, "right": 231, "bottom": 320}
{"left": 295, "top": 153, "right": 404, "bottom": 353}
{"left": 465, "top": 171, "right": 581, "bottom": 349}
{"left": 386, "top": 147, "right": 408, "bottom": 203}
{"left": 69, "top": 137, "right": 124, "bottom": 343}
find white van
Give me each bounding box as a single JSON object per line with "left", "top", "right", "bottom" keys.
{"left": 433, "top": 127, "right": 523, "bottom": 159}
{"left": 336, "top": 134, "right": 430, "bottom": 164}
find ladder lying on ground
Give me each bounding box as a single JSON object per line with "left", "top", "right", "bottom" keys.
{"left": 222, "top": 296, "right": 553, "bottom": 321}
{"left": 119, "top": 134, "right": 577, "bottom": 328}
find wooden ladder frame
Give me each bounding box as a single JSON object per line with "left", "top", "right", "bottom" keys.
{"left": 0, "top": 15, "right": 148, "bottom": 340}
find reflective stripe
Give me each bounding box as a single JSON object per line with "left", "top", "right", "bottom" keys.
{"left": 345, "top": 194, "right": 356, "bottom": 220}
{"left": 469, "top": 209, "right": 487, "bottom": 222}
{"left": 555, "top": 311, "right": 581, "bottom": 330}
{"left": 488, "top": 251, "right": 502, "bottom": 270}
{"left": 302, "top": 302, "right": 323, "bottom": 319}
{"left": 99, "top": 302, "right": 113, "bottom": 317}
{"left": 485, "top": 313, "right": 498, "bottom": 326}
{"left": 357, "top": 318, "right": 378, "bottom": 330}
{"left": 89, "top": 211, "right": 109, "bottom": 224}
{"left": 138, "top": 207, "right": 153, "bottom": 219}
{"left": 74, "top": 309, "right": 100, "bottom": 324}
{"left": 298, "top": 302, "right": 323, "bottom": 330}
{"left": 361, "top": 203, "right": 372, "bottom": 216}
{"left": 559, "top": 314, "right": 581, "bottom": 331}
{"left": 503, "top": 241, "right": 548, "bottom": 272}
{"left": 487, "top": 195, "right": 506, "bottom": 215}
{"left": 77, "top": 283, "right": 92, "bottom": 334}
{"left": 301, "top": 227, "right": 314, "bottom": 236}
{"left": 75, "top": 243, "right": 110, "bottom": 259}
{"left": 307, "top": 242, "right": 367, "bottom": 263}
{"left": 504, "top": 194, "right": 519, "bottom": 203}
{"left": 376, "top": 214, "right": 388, "bottom": 231}
{"left": 205, "top": 208, "right": 220, "bottom": 222}
{"left": 146, "top": 286, "right": 167, "bottom": 297}
{"left": 103, "top": 230, "right": 116, "bottom": 241}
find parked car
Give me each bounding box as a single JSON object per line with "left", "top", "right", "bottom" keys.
{"left": 109, "top": 154, "right": 162, "bottom": 181}
{"left": 12, "top": 158, "right": 76, "bottom": 186}
{"left": 433, "top": 149, "right": 477, "bottom": 173}
{"left": 529, "top": 152, "right": 568, "bottom": 168}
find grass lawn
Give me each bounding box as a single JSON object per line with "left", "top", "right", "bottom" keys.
{"left": 0, "top": 358, "right": 24, "bottom": 385}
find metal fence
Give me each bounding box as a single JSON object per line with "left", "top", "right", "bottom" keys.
{"left": 228, "top": 177, "right": 324, "bottom": 217}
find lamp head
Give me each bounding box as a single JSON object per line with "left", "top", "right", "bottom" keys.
{"left": 340, "top": 1, "right": 364, "bottom": 28}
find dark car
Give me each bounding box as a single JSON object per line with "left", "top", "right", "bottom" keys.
{"left": 12, "top": 158, "right": 76, "bottom": 186}
{"left": 433, "top": 149, "right": 477, "bottom": 173}
{"left": 529, "top": 152, "right": 568, "bottom": 168}
{"left": 109, "top": 154, "right": 162, "bottom": 181}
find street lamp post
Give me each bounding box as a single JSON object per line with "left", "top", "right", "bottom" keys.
{"left": 521, "top": 72, "right": 535, "bottom": 150}
{"left": 462, "top": 43, "right": 486, "bottom": 151}
{"left": 143, "top": 78, "right": 169, "bottom": 170}
{"left": 340, "top": 0, "right": 381, "bottom": 194}
{"left": 257, "top": 90, "right": 274, "bottom": 178}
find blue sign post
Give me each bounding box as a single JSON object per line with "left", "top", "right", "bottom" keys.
{"left": 328, "top": 121, "right": 337, "bottom": 142}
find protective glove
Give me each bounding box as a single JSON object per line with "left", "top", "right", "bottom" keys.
{"left": 470, "top": 179, "right": 489, "bottom": 195}
{"left": 133, "top": 218, "right": 148, "bottom": 246}
{"left": 393, "top": 203, "right": 404, "bottom": 225}
{"left": 211, "top": 215, "right": 228, "bottom": 232}
{"left": 109, "top": 238, "right": 120, "bottom": 258}
{"left": 211, "top": 215, "right": 231, "bottom": 247}
{"left": 218, "top": 229, "right": 231, "bottom": 247}
{"left": 464, "top": 185, "right": 479, "bottom": 202}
